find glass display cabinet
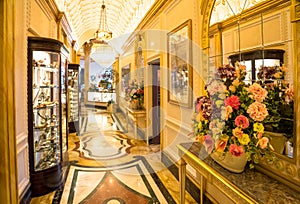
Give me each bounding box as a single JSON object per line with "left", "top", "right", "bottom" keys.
{"left": 67, "top": 63, "right": 80, "bottom": 134}
{"left": 27, "top": 37, "right": 63, "bottom": 196}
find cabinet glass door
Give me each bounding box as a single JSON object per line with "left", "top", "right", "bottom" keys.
{"left": 61, "top": 54, "right": 68, "bottom": 154}
{"left": 32, "top": 50, "right": 61, "bottom": 171}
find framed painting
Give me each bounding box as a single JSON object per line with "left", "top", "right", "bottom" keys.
{"left": 167, "top": 19, "right": 192, "bottom": 107}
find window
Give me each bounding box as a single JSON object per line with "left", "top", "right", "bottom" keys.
{"left": 228, "top": 49, "right": 284, "bottom": 84}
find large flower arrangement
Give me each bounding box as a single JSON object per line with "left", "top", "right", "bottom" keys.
{"left": 125, "top": 80, "right": 144, "bottom": 110}
{"left": 192, "top": 63, "right": 274, "bottom": 168}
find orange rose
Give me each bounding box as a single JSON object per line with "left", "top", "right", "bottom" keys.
{"left": 247, "top": 102, "right": 268, "bottom": 122}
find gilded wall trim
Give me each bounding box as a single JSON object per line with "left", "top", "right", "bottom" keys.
{"left": 291, "top": 2, "right": 300, "bottom": 22}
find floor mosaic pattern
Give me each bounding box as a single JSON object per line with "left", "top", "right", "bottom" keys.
{"left": 73, "top": 131, "right": 134, "bottom": 160}
{"left": 60, "top": 157, "right": 175, "bottom": 204}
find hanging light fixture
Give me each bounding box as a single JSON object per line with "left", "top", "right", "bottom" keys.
{"left": 94, "top": 0, "right": 112, "bottom": 43}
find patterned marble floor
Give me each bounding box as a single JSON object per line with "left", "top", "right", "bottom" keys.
{"left": 30, "top": 108, "right": 197, "bottom": 204}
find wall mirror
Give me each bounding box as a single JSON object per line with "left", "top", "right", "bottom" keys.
{"left": 204, "top": 0, "right": 299, "bottom": 190}
{"left": 228, "top": 49, "right": 294, "bottom": 158}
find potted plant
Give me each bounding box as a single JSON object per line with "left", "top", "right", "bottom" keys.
{"left": 192, "top": 63, "right": 274, "bottom": 172}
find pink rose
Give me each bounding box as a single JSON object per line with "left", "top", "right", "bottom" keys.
{"left": 234, "top": 115, "right": 249, "bottom": 129}
{"left": 229, "top": 144, "right": 245, "bottom": 157}
{"left": 247, "top": 102, "right": 268, "bottom": 122}
{"left": 225, "top": 95, "right": 240, "bottom": 110}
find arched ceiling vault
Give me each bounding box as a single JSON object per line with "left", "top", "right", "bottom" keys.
{"left": 57, "top": 0, "right": 155, "bottom": 48}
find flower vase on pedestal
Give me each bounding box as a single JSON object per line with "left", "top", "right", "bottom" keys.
{"left": 129, "top": 99, "right": 138, "bottom": 110}
{"left": 210, "top": 151, "right": 247, "bottom": 173}
{"left": 137, "top": 99, "right": 144, "bottom": 110}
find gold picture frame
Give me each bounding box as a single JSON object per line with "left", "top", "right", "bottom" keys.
{"left": 167, "top": 19, "right": 193, "bottom": 107}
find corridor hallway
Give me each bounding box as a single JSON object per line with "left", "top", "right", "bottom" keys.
{"left": 30, "top": 108, "right": 197, "bottom": 204}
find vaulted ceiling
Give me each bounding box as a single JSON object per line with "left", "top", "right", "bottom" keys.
{"left": 56, "top": 0, "right": 155, "bottom": 48}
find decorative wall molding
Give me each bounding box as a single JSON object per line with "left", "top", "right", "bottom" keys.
{"left": 163, "top": 0, "right": 181, "bottom": 15}
{"left": 166, "top": 116, "right": 192, "bottom": 136}
{"left": 291, "top": 2, "right": 300, "bottom": 22}
{"left": 35, "top": 0, "right": 59, "bottom": 21}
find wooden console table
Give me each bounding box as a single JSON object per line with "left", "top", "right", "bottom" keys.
{"left": 126, "top": 107, "right": 146, "bottom": 141}
{"left": 177, "top": 142, "right": 300, "bottom": 204}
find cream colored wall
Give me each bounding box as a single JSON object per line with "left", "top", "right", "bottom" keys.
{"left": 16, "top": 0, "right": 64, "bottom": 199}
{"left": 119, "top": 0, "right": 204, "bottom": 161}
{"left": 28, "top": 0, "right": 58, "bottom": 38}
{"left": 150, "top": 0, "right": 202, "bottom": 160}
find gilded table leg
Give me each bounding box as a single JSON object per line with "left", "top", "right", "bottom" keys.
{"left": 200, "top": 174, "right": 204, "bottom": 204}
{"left": 133, "top": 114, "right": 138, "bottom": 139}
{"left": 178, "top": 158, "right": 187, "bottom": 204}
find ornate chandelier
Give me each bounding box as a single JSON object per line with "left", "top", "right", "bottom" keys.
{"left": 94, "top": 0, "right": 112, "bottom": 43}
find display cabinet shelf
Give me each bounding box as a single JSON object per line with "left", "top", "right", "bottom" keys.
{"left": 34, "top": 85, "right": 59, "bottom": 89}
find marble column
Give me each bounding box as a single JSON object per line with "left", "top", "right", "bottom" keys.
{"left": 83, "top": 42, "right": 93, "bottom": 104}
